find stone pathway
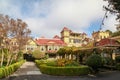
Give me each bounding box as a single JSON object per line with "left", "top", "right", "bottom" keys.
{"left": 11, "top": 61, "right": 41, "bottom": 76}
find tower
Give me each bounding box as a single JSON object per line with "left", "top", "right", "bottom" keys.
{"left": 61, "top": 27, "right": 70, "bottom": 44}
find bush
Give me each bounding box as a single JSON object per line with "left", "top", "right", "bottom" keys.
{"left": 45, "top": 61, "right": 57, "bottom": 66}
{"left": 0, "top": 68, "right": 4, "bottom": 78}
{"left": 32, "top": 50, "right": 45, "bottom": 59}
{"left": 65, "top": 61, "right": 80, "bottom": 67}
{"left": 116, "top": 63, "right": 120, "bottom": 71}
{"left": 115, "top": 56, "right": 120, "bottom": 63}
{"left": 86, "top": 54, "right": 103, "bottom": 71}
{"left": 0, "top": 60, "right": 25, "bottom": 78}
{"left": 39, "top": 64, "right": 91, "bottom": 76}
{"left": 103, "top": 57, "right": 114, "bottom": 65}
{"left": 36, "top": 59, "right": 80, "bottom": 67}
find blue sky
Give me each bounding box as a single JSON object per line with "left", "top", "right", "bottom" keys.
{"left": 0, "top": 0, "right": 118, "bottom": 38}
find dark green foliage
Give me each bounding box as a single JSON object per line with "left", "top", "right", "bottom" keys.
{"left": 86, "top": 54, "right": 103, "bottom": 71}
{"left": 57, "top": 48, "right": 66, "bottom": 58}
{"left": 112, "top": 31, "right": 120, "bottom": 37}
{"left": 39, "top": 64, "right": 91, "bottom": 76}
{"left": 103, "top": 57, "right": 114, "bottom": 65}
{"left": 115, "top": 56, "right": 120, "bottom": 63}
{"left": 105, "top": 0, "right": 120, "bottom": 19}
{"left": 0, "top": 60, "right": 25, "bottom": 78}
{"left": 116, "top": 63, "right": 120, "bottom": 70}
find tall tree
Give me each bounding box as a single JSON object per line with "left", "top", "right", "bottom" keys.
{"left": 0, "top": 14, "right": 10, "bottom": 67}
{"left": 0, "top": 14, "right": 31, "bottom": 67}
{"left": 104, "top": 0, "right": 120, "bottom": 20}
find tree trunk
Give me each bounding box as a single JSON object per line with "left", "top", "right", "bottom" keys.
{"left": 14, "top": 53, "right": 18, "bottom": 61}
{"left": 9, "top": 55, "right": 14, "bottom": 65}
{"left": 0, "top": 49, "right": 4, "bottom": 67}
{"left": 6, "top": 53, "right": 12, "bottom": 66}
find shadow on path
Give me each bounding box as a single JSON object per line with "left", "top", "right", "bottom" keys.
{"left": 1, "top": 71, "right": 120, "bottom": 80}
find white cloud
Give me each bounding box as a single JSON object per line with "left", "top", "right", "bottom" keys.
{"left": 0, "top": 0, "right": 118, "bottom": 38}
{"left": 0, "top": 0, "right": 22, "bottom": 18}
{"left": 26, "top": 0, "right": 110, "bottom": 37}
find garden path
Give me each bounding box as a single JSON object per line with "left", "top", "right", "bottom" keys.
{"left": 11, "top": 61, "right": 41, "bottom": 76}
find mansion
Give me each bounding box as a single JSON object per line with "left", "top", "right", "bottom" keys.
{"left": 25, "top": 27, "right": 120, "bottom": 53}
{"left": 26, "top": 27, "right": 90, "bottom": 53}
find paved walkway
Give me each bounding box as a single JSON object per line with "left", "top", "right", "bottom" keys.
{"left": 1, "top": 61, "right": 120, "bottom": 80}
{"left": 11, "top": 61, "right": 41, "bottom": 76}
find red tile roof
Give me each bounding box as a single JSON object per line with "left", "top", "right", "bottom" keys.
{"left": 35, "top": 38, "right": 66, "bottom": 46}
{"left": 63, "top": 27, "right": 70, "bottom": 31}
{"left": 61, "top": 27, "right": 70, "bottom": 33}
{"left": 53, "top": 35, "right": 60, "bottom": 39}
{"left": 96, "top": 38, "right": 120, "bottom": 47}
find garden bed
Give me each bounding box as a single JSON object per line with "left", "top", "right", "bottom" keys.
{"left": 35, "top": 60, "right": 91, "bottom": 76}
{"left": 39, "top": 64, "right": 91, "bottom": 76}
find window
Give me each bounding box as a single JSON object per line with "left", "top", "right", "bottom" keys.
{"left": 41, "top": 48, "right": 44, "bottom": 51}
{"left": 73, "top": 39, "right": 80, "bottom": 43}
{"left": 55, "top": 48, "right": 57, "bottom": 50}
{"left": 48, "top": 46, "right": 53, "bottom": 50}
{"left": 27, "top": 48, "right": 30, "bottom": 50}
{"left": 49, "top": 48, "right": 51, "bottom": 50}
{"left": 31, "top": 48, "right": 33, "bottom": 50}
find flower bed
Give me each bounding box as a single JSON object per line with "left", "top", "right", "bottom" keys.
{"left": 35, "top": 60, "right": 91, "bottom": 76}
{"left": 0, "top": 60, "right": 25, "bottom": 78}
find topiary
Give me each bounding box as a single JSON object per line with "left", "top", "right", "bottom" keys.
{"left": 86, "top": 54, "right": 103, "bottom": 72}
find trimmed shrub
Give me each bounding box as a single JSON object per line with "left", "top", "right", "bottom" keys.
{"left": 39, "top": 64, "right": 91, "bottom": 76}
{"left": 0, "top": 60, "right": 25, "bottom": 78}
{"left": 86, "top": 54, "right": 103, "bottom": 71}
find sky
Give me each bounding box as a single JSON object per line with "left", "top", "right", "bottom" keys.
{"left": 0, "top": 0, "right": 118, "bottom": 38}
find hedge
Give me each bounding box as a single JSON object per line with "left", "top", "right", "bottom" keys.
{"left": 38, "top": 64, "right": 91, "bottom": 76}
{"left": 0, "top": 60, "right": 25, "bottom": 78}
